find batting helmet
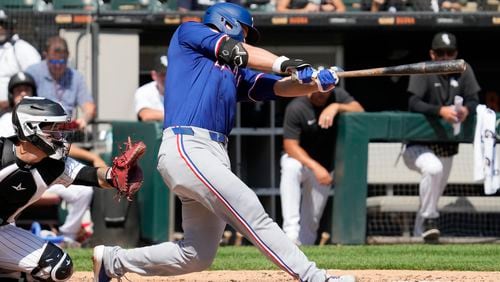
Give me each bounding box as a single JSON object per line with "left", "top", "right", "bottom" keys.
{"left": 13, "top": 97, "right": 72, "bottom": 159}
{"left": 8, "top": 71, "right": 37, "bottom": 108}
{"left": 203, "top": 3, "right": 260, "bottom": 44}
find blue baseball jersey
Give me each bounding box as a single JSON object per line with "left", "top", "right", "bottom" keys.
{"left": 164, "top": 22, "right": 282, "bottom": 136}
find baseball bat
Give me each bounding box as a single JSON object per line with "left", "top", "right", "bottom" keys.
{"left": 336, "top": 59, "right": 466, "bottom": 78}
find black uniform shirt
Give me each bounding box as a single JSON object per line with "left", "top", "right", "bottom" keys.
{"left": 283, "top": 88, "right": 354, "bottom": 171}
{"left": 0, "top": 137, "right": 94, "bottom": 225}
{"left": 407, "top": 62, "right": 480, "bottom": 157}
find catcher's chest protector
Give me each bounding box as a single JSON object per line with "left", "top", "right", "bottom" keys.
{"left": 0, "top": 137, "right": 64, "bottom": 224}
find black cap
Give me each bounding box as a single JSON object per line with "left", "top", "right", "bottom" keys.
{"left": 432, "top": 32, "right": 457, "bottom": 50}
{"left": 152, "top": 54, "right": 168, "bottom": 73}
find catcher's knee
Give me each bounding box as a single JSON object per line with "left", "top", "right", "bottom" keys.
{"left": 31, "top": 242, "right": 73, "bottom": 281}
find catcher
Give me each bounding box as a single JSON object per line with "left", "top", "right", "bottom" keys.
{"left": 0, "top": 97, "right": 145, "bottom": 281}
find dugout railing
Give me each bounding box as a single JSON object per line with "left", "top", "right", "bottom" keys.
{"left": 332, "top": 111, "right": 500, "bottom": 245}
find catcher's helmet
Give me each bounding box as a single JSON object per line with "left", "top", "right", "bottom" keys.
{"left": 12, "top": 97, "right": 73, "bottom": 159}
{"left": 203, "top": 3, "right": 259, "bottom": 44}
{"left": 8, "top": 72, "right": 37, "bottom": 108}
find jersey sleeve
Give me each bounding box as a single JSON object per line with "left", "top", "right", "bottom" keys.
{"left": 51, "top": 157, "right": 86, "bottom": 187}
{"left": 177, "top": 22, "right": 227, "bottom": 61}
{"left": 236, "top": 68, "right": 281, "bottom": 102}
{"left": 333, "top": 87, "right": 355, "bottom": 104}
{"left": 461, "top": 64, "right": 480, "bottom": 112}
{"left": 15, "top": 39, "right": 42, "bottom": 70}
{"left": 407, "top": 75, "right": 440, "bottom": 115}
{"left": 282, "top": 100, "right": 303, "bottom": 140}
{"left": 134, "top": 85, "right": 153, "bottom": 115}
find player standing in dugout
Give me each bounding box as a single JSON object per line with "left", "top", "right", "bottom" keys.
{"left": 92, "top": 2, "right": 355, "bottom": 282}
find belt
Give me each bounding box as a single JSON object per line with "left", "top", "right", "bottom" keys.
{"left": 170, "top": 126, "right": 228, "bottom": 144}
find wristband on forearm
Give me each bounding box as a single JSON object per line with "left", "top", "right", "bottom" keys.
{"left": 272, "top": 56, "right": 289, "bottom": 73}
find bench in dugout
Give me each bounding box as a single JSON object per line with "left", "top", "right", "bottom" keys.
{"left": 366, "top": 143, "right": 500, "bottom": 243}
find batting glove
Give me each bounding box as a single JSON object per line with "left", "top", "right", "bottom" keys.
{"left": 272, "top": 56, "right": 311, "bottom": 73}
{"left": 292, "top": 66, "right": 316, "bottom": 84}
{"left": 313, "top": 67, "right": 340, "bottom": 93}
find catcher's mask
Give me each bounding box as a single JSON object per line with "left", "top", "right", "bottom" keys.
{"left": 12, "top": 97, "right": 75, "bottom": 160}
{"left": 203, "top": 2, "right": 259, "bottom": 44}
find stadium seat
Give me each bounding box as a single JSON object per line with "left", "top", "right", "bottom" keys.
{"left": 52, "top": 0, "right": 98, "bottom": 11}
{"left": 0, "top": 0, "right": 36, "bottom": 10}
{"left": 343, "top": 0, "right": 362, "bottom": 11}
{"left": 110, "top": 0, "right": 163, "bottom": 11}
{"left": 244, "top": 0, "right": 275, "bottom": 12}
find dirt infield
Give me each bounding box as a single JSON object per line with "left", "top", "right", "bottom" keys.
{"left": 73, "top": 270, "right": 500, "bottom": 281}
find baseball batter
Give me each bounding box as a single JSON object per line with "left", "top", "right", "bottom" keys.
{"left": 0, "top": 97, "right": 132, "bottom": 281}
{"left": 93, "top": 3, "right": 354, "bottom": 282}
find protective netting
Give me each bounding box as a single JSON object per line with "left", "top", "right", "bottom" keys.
{"left": 366, "top": 143, "right": 500, "bottom": 243}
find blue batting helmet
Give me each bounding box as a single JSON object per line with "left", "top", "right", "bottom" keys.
{"left": 203, "top": 3, "right": 260, "bottom": 44}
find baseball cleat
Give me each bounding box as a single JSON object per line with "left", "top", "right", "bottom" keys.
{"left": 93, "top": 245, "right": 111, "bottom": 282}
{"left": 422, "top": 218, "right": 440, "bottom": 243}
{"left": 326, "top": 274, "right": 356, "bottom": 282}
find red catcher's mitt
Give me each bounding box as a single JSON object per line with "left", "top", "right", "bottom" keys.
{"left": 110, "top": 137, "right": 146, "bottom": 201}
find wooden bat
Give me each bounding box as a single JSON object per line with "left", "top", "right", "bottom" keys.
{"left": 336, "top": 59, "right": 466, "bottom": 78}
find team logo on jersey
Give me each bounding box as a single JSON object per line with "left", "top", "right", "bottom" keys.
{"left": 12, "top": 183, "right": 27, "bottom": 191}
{"left": 307, "top": 119, "right": 316, "bottom": 125}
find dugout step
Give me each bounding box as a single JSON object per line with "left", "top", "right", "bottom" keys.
{"left": 367, "top": 196, "right": 500, "bottom": 213}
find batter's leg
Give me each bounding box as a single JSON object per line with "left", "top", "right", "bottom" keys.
{"left": 172, "top": 135, "right": 330, "bottom": 282}
{"left": 101, "top": 196, "right": 225, "bottom": 277}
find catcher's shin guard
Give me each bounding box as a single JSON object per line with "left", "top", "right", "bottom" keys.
{"left": 31, "top": 242, "right": 73, "bottom": 281}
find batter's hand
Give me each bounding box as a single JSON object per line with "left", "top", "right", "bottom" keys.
{"left": 318, "top": 103, "right": 339, "bottom": 129}
{"left": 313, "top": 67, "right": 339, "bottom": 93}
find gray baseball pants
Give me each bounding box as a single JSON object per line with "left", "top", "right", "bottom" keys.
{"left": 101, "top": 127, "right": 330, "bottom": 281}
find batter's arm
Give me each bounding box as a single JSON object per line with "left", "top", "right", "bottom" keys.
{"left": 273, "top": 77, "right": 319, "bottom": 97}
{"left": 284, "top": 139, "right": 332, "bottom": 185}
{"left": 243, "top": 43, "right": 279, "bottom": 72}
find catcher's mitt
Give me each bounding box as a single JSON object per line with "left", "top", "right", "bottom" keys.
{"left": 109, "top": 137, "right": 146, "bottom": 201}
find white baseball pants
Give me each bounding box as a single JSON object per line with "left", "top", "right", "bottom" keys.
{"left": 0, "top": 224, "right": 46, "bottom": 278}
{"left": 280, "top": 154, "right": 331, "bottom": 245}
{"left": 402, "top": 145, "right": 453, "bottom": 236}
{"left": 47, "top": 184, "right": 93, "bottom": 239}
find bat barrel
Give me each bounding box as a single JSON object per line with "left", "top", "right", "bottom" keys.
{"left": 336, "top": 59, "right": 466, "bottom": 78}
